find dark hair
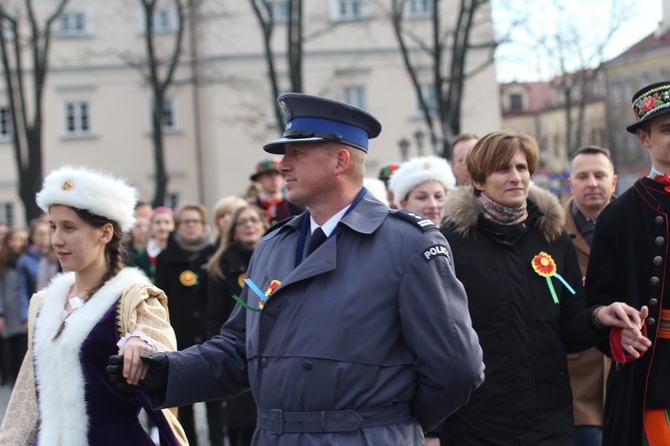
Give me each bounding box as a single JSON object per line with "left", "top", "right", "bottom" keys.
{"left": 73, "top": 208, "right": 124, "bottom": 295}
{"left": 0, "top": 228, "right": 27, "bottom": 276}
{"left": 570, "top": 145, "right": 612, "bottom": 161}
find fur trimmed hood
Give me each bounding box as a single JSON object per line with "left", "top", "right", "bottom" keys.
{"left": 443, "top": 184, "right": 565, "bottom": 242}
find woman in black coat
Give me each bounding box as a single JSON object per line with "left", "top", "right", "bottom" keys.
{"left": 154, "top": 203, "right": 216, "bottom": 446}
{"left": 206, "top": 204, "right": 267, "bottom": 446}
{"left": 436, "top": 131, "right": 646, "bottom": 446}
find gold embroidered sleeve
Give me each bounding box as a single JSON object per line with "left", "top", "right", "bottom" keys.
{"left": 0, "top": 350, "right": 38, "bottom": 445}
{"left": 129, "top": 289, "right": 177, "bottom": 352}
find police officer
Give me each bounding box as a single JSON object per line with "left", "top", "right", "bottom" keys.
{"left": 109, "top": 92, "right": 484, "bottom": 446}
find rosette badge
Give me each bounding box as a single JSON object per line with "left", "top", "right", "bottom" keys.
{"left": 531, "top": 252, "right": 576, "bottom": 304}
{"left": 231, "top": 278, "right": 282, "bottom": 312}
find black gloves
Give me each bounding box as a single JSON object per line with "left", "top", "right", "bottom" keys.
{"left": 107, "top": 352, "right": 169, "bottom": 393}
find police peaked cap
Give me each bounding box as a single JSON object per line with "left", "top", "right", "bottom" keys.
{"left": 264, "top": 92, "right": 382, "bottom": 154}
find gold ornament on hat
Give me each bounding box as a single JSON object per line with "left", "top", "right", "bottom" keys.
{"left": 62, "top": 180, "right": 74, "bottom": 190}
{"left": 423, "top": 162, "right": 431, "bottom": 169}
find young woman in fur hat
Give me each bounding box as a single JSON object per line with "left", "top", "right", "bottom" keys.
{"left": 0, "top": 166, "right": 187, "bottom": 445}
{"left": 388, "top": 155, "right": 456, "bottom": 226}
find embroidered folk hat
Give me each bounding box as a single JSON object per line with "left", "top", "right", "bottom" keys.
{"left": 626, "top": 81, "right": 670, "bottom": 133}
{"left": 36, "top": 166, "right": 138, "bottom": 232}
{"left": 389, "top": 156, "right": 456, "bottom": 206}
{"left": 378, "top": 162, "right": 400, "bottom": 183}
{"left": 250, "top": 157, "right": 281, "bottom": 181}
{"left": 263, "top": 92, "right": 382, "bottom": 154}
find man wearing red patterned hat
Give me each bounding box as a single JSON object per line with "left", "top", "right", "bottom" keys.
{"left": 250, "top": 157, "right": 304, "bottom": 225}
{"left": 585, "top": 81, "right": 670, "bottom": 446}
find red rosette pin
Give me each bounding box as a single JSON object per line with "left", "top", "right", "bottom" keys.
{"left": 531, "top": 252, "right": 576, "bottom": 304}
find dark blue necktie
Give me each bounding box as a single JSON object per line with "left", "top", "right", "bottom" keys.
{"left": 307, "top": 227, "right": 327, "bottom": 256}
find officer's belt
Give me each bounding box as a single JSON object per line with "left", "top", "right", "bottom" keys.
{"left": 256, "top": 403, "right": 411, "bottom": 435}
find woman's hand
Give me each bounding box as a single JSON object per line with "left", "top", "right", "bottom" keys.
{"left": 596, "top": 302, "right": 646, "bottom": 331}
{"left": 119, "top": 336, "right": 153, "bottom": 385}
{"left": 424, "top": 437, "right": 441, "bottom": 446}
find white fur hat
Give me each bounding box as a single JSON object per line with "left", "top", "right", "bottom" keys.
{"left": 389, "top": 156, "right": 456, "bottom": 207}
{"left": 36, "top": 166, "right": 138, "bottom": 232}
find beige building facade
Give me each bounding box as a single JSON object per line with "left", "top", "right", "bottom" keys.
{"left": 0, "top": 0, "right": 501, "bottom": 227}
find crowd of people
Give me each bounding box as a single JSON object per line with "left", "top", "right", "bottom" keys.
{"left": 0, "top": 81, "right": 666, "bottom": 445}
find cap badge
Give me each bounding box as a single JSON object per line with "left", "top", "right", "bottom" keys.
{"left": 278, "top": 98, "right": 292, "bottom": 122}
{"left": 423, "top": 162, "right": 432, "bottom": 170}
{"left": 62, "top": 180, "right": 74, "bottom": 191}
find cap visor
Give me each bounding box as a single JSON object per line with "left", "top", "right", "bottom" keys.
{"left": 263, "top": 137, "right": 327, "bottom": 154}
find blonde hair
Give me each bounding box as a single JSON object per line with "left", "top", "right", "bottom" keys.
{"left": 212, "top": 196, "right": 247, "bottom": 236}
{"left": 206, "top": 204, "right": 268, "bottom": 279}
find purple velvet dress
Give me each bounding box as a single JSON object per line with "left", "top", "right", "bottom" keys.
{"left": 34, "top": 302, "right": 180, "bottom": 445}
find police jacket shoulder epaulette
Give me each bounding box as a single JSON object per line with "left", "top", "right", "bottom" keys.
{"left": 389, "top": 209, "right": 437, "bottom": 232}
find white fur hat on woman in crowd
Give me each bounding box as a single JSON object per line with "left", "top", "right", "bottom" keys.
{"left": 36, "top": 166, "right": 139, "bottom": 232}
{"left": 388, "top": 155, "right": 456, "bottom": 208}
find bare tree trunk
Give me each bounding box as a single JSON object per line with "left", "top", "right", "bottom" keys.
{"left": 0, "top": 0, "right": 70, "bottom": 222}
{"left": 288, "top": 0, "right": 302, "bottom": 92}
{"left": 139, "top": 0, "right": 186, "bottom": 208}
{"left": 250, "top": 0, "right": 284, "bottom": 131}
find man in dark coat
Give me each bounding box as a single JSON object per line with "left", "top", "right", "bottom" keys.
{"left": 585, "top": 81, "right": 670, "bottom": 446}
{"left": 110, "top": 92, "right": 485, "bottom": 446}
{"left": 564, "top": 145, "right": 616, "bottom": 446}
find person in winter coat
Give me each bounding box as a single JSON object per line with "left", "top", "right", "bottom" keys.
{"left": 0, "top": 165, "right": 186, "bottom": 445}
{"left": 564, "top": 145, "right": 617, "bottom": 446}
{"left": 109, "top": 92, "right": 485, "bottom": 446}
{"left": 131, "top": 206, "right": 175, "bottom": 283}
{"left": 437, "top": 131, "right": 647, "bottom": 445}
{"left": 17, "top": 219, "right": 52, "bottom": 324}
{"left": 0, "top": 228, "right": 28, "bottom": 385}
{"left": 206, "top": 203, "right": 268, "bottom": 446}
{"left": 154, "top": 203, "right": 220, "bottom": 446}
{"left": 585, "top": 81, "right": 670, "bottom": 446}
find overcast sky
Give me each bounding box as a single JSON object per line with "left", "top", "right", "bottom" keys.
{"left": 491, "top": 0, "right": 664, "bottom": 82}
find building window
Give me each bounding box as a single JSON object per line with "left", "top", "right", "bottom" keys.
{"left": 509, "top": 93, "right": 523, "bottom": 111}
{"left": 270, "top": 0, "right": 289, "bottom": 22}
{"left": 405, "top": 0, "right": 432, "bottom": 18}
{"left": 138, "top": 4, "right": 177, "bottom": 34}
{"left": 333, "top": 0, "right": 370, "bottom": 21}
{"left": 0, "top": 106, "right": 12, "bottom": 141}
{"left": 150, "top": 98, "right": 176, "bottom": 132}
{"left": 56, "top": 10, "right": 92, "bottom": 37}
{"left": 416, "top": 83, "right": 437, "bottom": 115}
{"left": 343, "top": 86, "right": 366, "bottom": 109}
{"left": 166, "top": 193, "right": 179, "bottom": 209}
{"left": 65, "top": 101, "right": 91, "bottom": 136}
{"left": 641, "top": 71, "right": 651, "bottom": 87}
{"left": 659, "top": 68, "right": 669, "bottom": 82}
{"left": 1, "top": 202, "right": 14, "bottom": 227}
{"left": 611, "top": 81, "right": 623, "bottom": 106}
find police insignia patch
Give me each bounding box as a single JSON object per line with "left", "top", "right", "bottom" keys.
{"left": 278, "top": 98, "right": 292, "bottom": 123}
{"left": 423, "top": 244, "right": 450, "bottom": 262}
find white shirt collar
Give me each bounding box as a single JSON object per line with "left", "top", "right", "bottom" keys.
{"left": 310, "top": 205, "right": 351, "bottom": 237}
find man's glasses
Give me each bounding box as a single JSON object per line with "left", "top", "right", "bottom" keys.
{"left": 180, "top": 219, "right": 203, "bottom": 226}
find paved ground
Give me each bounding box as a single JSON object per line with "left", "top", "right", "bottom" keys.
{"left": 0, "top": 384, "right": 218, "bottom": 445}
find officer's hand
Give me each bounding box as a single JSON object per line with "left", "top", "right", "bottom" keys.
{"left": 107, "top": 353, "right": 169, "bottom": 393}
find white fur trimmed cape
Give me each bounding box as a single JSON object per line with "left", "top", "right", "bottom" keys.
{"left": 0, "top": 267, "right": 183, "bottom": 445}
